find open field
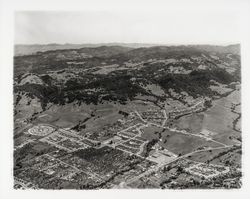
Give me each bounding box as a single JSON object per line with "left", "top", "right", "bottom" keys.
{"left": 158, "top": 129, "right": 221, "bottom": 155}
{"left": 202, "top": 89, "right": 241, "bottom": 145}
{"left": 186, "top": 145, "right": 241, "bottom": 168}
{"left": 172, "top": 113, "right": 204, "bottom": 134}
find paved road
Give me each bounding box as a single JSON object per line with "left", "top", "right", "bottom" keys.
{"left": 18, "top": 106, "right": 239, "bottom": 188}
{"left": 162, "top": 110, "right": 168, "bottom": 126}
{"left": 45, "top": 154, "right": 105, "bottom": 182}
{"left": 123, "top": 144, "right": 239, "bottom": 186}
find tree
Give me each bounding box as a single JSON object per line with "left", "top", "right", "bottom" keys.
{"left": 177, "top": 166, "right": 184, "bottom": 173}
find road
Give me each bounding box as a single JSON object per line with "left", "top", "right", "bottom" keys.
{"left": 162, "top": 110, "right": 168, "bottom": 126}
{"left": 123, "top": 144, "right": 239, "bottom": 186}
{"left": 135, "top": 109, "right": 227, "bottom": 147}
{"left": 45, "top": 154, "right": 106, "bottom": 182}
{"left": 17, "top": 104, "right": 239, "bottom": 188}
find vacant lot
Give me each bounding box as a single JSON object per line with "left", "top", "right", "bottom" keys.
{"left": 186, "top": 145, "right": 241, "bottom": 167}
{"left": 202, "top": 89, "right": 241, "bottom": 145}
{"left": 172, "top": 113, "right": 204, "bottom": 134}
{"left": 141, "top": 125, "right": 164, "bottom": 140}
{"left": 159, "top": 129, "right": 221, "bottom": 155}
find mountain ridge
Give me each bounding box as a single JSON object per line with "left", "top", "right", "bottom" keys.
{"left": 14, "top": 43, "right": 240, "bottom": 56}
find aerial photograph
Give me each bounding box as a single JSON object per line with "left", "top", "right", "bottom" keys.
{"left": 13, "top": 11, "right": 241, "bottom": 189}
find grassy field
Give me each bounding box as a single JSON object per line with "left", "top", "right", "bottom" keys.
{"left": 172, "top": 113, "right": 204, "bottom": 134}
{"left": 186, "top": 145, "right": 241, "bottom": 167}
{"left": 159, "top": 129, "right": 221, "bottom": 155}
{"left": 140, "top": 125, "right": 221, "bottom": 155}
{"left": 141, "top": 125, "right": 164, "bottom": 140}
{"left": 202, "top": 89, "right": 241, "bottom": 145}
{"left": 170, "top": 89, "right": 241, "bottom": 146}
{"left": 36, "top": 102, "right": 92, "bottom": 127}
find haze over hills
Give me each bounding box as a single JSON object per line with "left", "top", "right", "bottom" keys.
{"left": 14, "top": 43, "right": 240, "bottom": 56}
{"left": 14, "top": 43, "right": 154, "bottom": 56}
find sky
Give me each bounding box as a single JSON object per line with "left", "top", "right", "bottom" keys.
{"left": 14, "top": 9, "right": 241, "bottom": 45}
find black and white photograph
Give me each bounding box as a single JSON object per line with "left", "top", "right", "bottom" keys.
{"left": 1, "top": 0, "right": 250, "bottom": 198}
